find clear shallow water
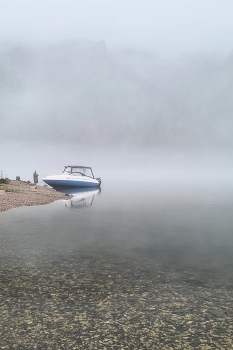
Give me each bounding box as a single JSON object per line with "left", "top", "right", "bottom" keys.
{"left": 1, "top": 180, "right": 233, "bottom": 348}
{"left": 2, "top": 180, "right": 233, "bottom": 259}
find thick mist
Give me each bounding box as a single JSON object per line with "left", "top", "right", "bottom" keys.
{"left": 1, "top": 42, "right": 233, "bottom": 150}
{"left": 1, "top": 1, "right": 233, "bottom": 182}
{"left": 1, "top": 0, "right": 233, "bottom": 56}
{"left": 1, "top": 41, "right": 233, "bottom": 182}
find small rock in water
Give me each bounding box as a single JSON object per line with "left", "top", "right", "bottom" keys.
{"left": 210, "top": 308, "right": 226, "bottom": 317}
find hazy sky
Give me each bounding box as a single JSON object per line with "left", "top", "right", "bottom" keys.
{"left": 1, "top": 0, "right": 233, "bottom": 56}
{"left": 1, "top": 0, "right": 233, "bottom": 181}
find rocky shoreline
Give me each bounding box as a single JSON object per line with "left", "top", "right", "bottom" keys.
{"left": 0, "top": 180, "right": 71, "bottom": 212}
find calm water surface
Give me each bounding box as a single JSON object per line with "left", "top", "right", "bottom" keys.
{"left": 1, "top": 180, "right": 233, "bottom": 260}
{"left": 1, "top": 180, "right": 233, "bottom": 348}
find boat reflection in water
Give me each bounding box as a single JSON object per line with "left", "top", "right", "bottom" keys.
{"left": 54, "top": 187, "right": 101, "bottom": 209}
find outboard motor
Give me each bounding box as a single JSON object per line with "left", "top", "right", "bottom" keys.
{"left": 96, "top": 178, "right": 101, "bottom": 186}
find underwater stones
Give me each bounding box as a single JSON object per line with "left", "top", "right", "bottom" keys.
{"left": 210, "top": 308, "right": 226, "bottom": 318}
{"left": 0, "top": 245, "right": 232, "bottom": 348}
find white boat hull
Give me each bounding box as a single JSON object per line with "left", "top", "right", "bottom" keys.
{"left": 42, "top": 175, "right": 100, "bottom": 188}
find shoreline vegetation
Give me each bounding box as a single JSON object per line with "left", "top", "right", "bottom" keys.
{"left": 0, "top": 179, "right": 71, "bottom": 213}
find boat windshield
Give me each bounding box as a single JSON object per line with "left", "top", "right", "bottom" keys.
{"left": 62, "top": 166, "right": 93, "bottom": 178}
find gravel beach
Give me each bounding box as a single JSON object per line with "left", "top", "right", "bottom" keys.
{"left": 0, "top": 180, "right": 71, "bottom": 212}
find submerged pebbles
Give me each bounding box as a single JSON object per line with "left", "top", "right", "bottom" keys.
{"left": 0, "top": 241, "right": 232, "bottom": 349}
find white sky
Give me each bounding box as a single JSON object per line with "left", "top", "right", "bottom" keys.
{"left": 0, "top": 0, "right": 233, "bottom": 56}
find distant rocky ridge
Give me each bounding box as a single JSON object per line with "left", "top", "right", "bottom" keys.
{"left": 0, "top": 40, "right": 233, "bottom": 149}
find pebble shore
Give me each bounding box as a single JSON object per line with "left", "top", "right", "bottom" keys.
{"left": 0, "top": 180, "right": 71, "bottom": 212}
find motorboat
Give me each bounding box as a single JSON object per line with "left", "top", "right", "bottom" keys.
{"left": 42, "top": 165, "right": 101, "bottom": 188}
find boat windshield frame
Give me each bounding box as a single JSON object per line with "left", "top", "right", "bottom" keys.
{"left": 62, "top": 166, "right": 94, "bottom": 178}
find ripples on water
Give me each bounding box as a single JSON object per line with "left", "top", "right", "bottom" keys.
{"left": 1, "top": 181, "right": 233, "bottom": 348}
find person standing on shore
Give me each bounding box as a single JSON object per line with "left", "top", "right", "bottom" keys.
{"left": 33, "top": 170, "right": 39, "bottom": 184}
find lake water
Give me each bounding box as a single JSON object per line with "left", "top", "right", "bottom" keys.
{"left": 1, "top": 180, "right": 233, "bottom": 349}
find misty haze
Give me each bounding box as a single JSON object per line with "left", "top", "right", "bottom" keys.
{"left": 1, "top": 1, "right": 233, "bottom": 348}
{"left": 1, "top": 39, "right": 233, "bottom": 181}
